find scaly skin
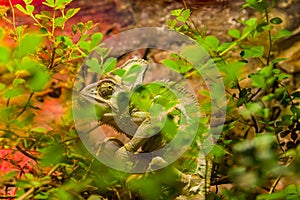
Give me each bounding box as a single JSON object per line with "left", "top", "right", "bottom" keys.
{"left": 80, "top": 58, "right": 209, "bottom": 198}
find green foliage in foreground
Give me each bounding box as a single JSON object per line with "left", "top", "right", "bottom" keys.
{"left": 167, "top": 0, "right": 300, "bottom": 199}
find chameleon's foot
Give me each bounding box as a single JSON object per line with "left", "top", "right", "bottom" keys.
{"left": 114, "top": 146, "right": 135, "bottom": 170}
{"left": 147, "top": 156, "right": 168, "bottom": 172}
{"left": 96, "top": 137, "right": 124, "bottom": 156}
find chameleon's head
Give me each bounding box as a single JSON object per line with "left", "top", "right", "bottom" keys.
{"left": 80, "top": 78, "right": 118, "bottom": 108}
{"left": 80, "top": 58, "right": 148, "bottom": 111}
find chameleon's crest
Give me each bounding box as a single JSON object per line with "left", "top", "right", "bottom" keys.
{"left": 119, "top": 58, "right": 148, "bottom": 89}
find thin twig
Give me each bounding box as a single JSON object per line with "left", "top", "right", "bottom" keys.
{"left": 47, "top": 164, "right": 61, "bottom": 176}
{"left": 0, "top": 196, "right": 17, "bottom": 199}
{"left": 8, "top": 0, "right": 17, "bottom": 38}
{"left": 17, "top": 187, "right": 35, "bottom": 200}
{"left": 265, "top": 8, "right": 272, "bottom": 65}
{"left": 269, "top": 175, "right": 282, "bottom": 194}
{"left": 16, "top": 92, "right": 34, "bottom": 118}
{"left": 48, "top": 47, "right": 56, "bottom": 69}
{"left": 248, "top": 88, "right": 261, "bottom": 102}
{"left": 6, "top": 98, "right": 10, "bottom": 107}
{"left": 251, "top": 115, "right": 259, "bottom": 134}
{"left": 16, "top": 145, "right": 40, "bottom": 161}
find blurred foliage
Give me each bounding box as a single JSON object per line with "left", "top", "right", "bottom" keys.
{"left": 167, "top": 0, "right": 300, "bottom": 199}
{"left": 0, "top": 0, "right": 300, "bottom": 199}
{"left": 0, "top": 0, "right": 133, "bottom": 199}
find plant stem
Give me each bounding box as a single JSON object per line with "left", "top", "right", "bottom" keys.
{"left": 8, "top": 0, "right": 17, "bottom": 39}
{"left": 18, "top": 187, "right": 35, "bottom": 200}
{"left": 16, "top": 92, "right": 34, "bottom": 118}
{"left": 265, "top": 8, "right": 272, "bottom": 65}
{"left": 269, "top": 175, "right": 282, "bottom": 194}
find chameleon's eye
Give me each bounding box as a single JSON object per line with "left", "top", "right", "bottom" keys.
{"left": 108, "top": 85, "right": 113, "bottom": 91}
{"left": 97, "top": 81, "right": 115, "bottom": 99}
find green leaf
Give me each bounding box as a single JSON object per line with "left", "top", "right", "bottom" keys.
{"left": 114, "top": 69, "right": 126, "bottom": 77}
{"left": 77, "top": 22, "right": 84, "bottom": 33}
{"left": 179, "top": 65, "right": 193, "bottom": 73}
{"left": 217, "top": 42, "right": 233, "bottom": 52}
{"left": 239, "top": 88, "right": 248, "bottom": 98}
{"left": 0, "top": 28, "right": 4, "bottom": 40}
{"left": 245, "top": 17, "right": 257, "bottom": 27}
{"left": 240, "top": 46, "right": 264, "bottom": 58}
{"left": 3, "top": 88, "right": 23, "bottom": 98}
{"left": 24, "top": 0, "right": 33, "bottom": 4}
{"left": 122, "top": 64, "right": 144, "bottom": 83}
{"left": 275, "top": 87, "right": 287, "bottom": 100}
{"left": 260, "top": 65, "right": 273, "bottom": 77}
{"left": 167, "top": 19, "right": 177, "bottom": 29}
{"left": 0, "top": 83, "right": 5, "bottom": 90}
{"left": 250, "top": 74, "right": 266, "bottom": 88}
{"left": 256, "top": 22, "right": 270, "bottom": 33}
{"left": 0, "top": 46, "right": 11, "bottom": 63}
{"left": 292, "top": 91, "right": 300, "bottom": 100}
{"left": 228, "top": 29, "right": 241, "bottom": 39}
{"left": 271, "top": 57, "right": 288, "bottom": 64}
{"left": 162, "top": 59, "right": 179, "bottom": 72}
{"left": 26, "top": 5, "right": 34, "bottom": 14}
{"left": 90, "top": 33, "right": 103, "bottom": 49}
{"left": 34, "top": 193, "right": 49, "bottom": 199}
{"left": 32, "top": 126, "right": 47, "bottom": 133}
{"left": 272, "top": 29, "right": 292, "bottom": 40}
{"left": 43, "top": 0, "right": 55, "bottom": 7}
{"left": 16, "top": 34, "right": 44, "bottom": 57}
{"left": 270, "top": 17, "right": 283, "bottom": 24}
{"left": 40, "top": 11, "right": 52, "bottom": 18}
{"left": 171, "top": 9, "right": 183, "bottom": 16}
{"left": 40, "top": 27, "right": 48, "bottom": 34}
{"left": 208, "top": 144, "right": 229, "bottom": 158}
{"left": 66, "top": 8, "right": 80, "bottom": 19}
{"left": 55, "top": 48, "right": 63, "bottom": 56}
{"left": 236, "top": 96, "right": 247, "bottom": 107}
{"left": 243, "top": 0, "right": 268, "bottom": 12}
{"left": 277, "top": 73, "right": 290, "bottom": 81}
{"left": 290, "top": 105, "right": 300, "bottom": 117}
{"left": 78, "top": 40, "right": 90, "bottom": 51}
{"left": 24, "top": 173, "right": 35, "bottom": 180}
{"left": 221, "top": 61, "right": 246, "bottom": 85}
{"left": 176, "top": 9, "right": 191, "bottom": 22}
{"left": 57, "top": 35, "right": 73, "bottom": 47}
{"left": 86, "top": 57, "right": 101, "bottom": 73}
{"left": 54, "top": 17, "right": 66, "bottom": 27}
{"left": 41, "top": 143, "right": 65, "bottom": 166}
{"left": 103, "top": 57, "right": 117, "bottom": 73}
{"left": 257, "top": 185, "right": 298, "bottom": 200}
{"left": 71, "top": 24, "right": 77, "bottom": 34}
{"left": 55, "top": 0, "right": 72, "bottom": 7}
{"left": 205, "top": 36, "right": 219, "bottom": 51}
{"left": 262, "top": 93, "right": 275, "bottom": 101}
{"left": 19, "top": 58, "right": 50, "bottom": 91}
{"left": 13, "top": 78, "right": 26, "bottom": 86}
{"left": 0, "top": 107, "right": 13, "bottom": 122}
{"left": 16, "top": 4, "right": 28, "bottom": 15}
{"left": 16, "top": 26, "right": 26, "bottom": 38}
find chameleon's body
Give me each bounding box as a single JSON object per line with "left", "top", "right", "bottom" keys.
{"left": 80, "top": 58, "right": 208, "bottom": 198}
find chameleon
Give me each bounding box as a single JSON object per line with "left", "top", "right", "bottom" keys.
{"left": 80, "top": 58, "right": 209, "bottom": 198}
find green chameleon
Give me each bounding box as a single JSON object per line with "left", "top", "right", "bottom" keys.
{"left": 80, "top": 58, "right": 209, "bottom": 198}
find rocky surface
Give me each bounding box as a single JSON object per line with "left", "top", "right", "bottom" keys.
{"left": 68, "top": 0, "right": 300, "bottom": 40}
